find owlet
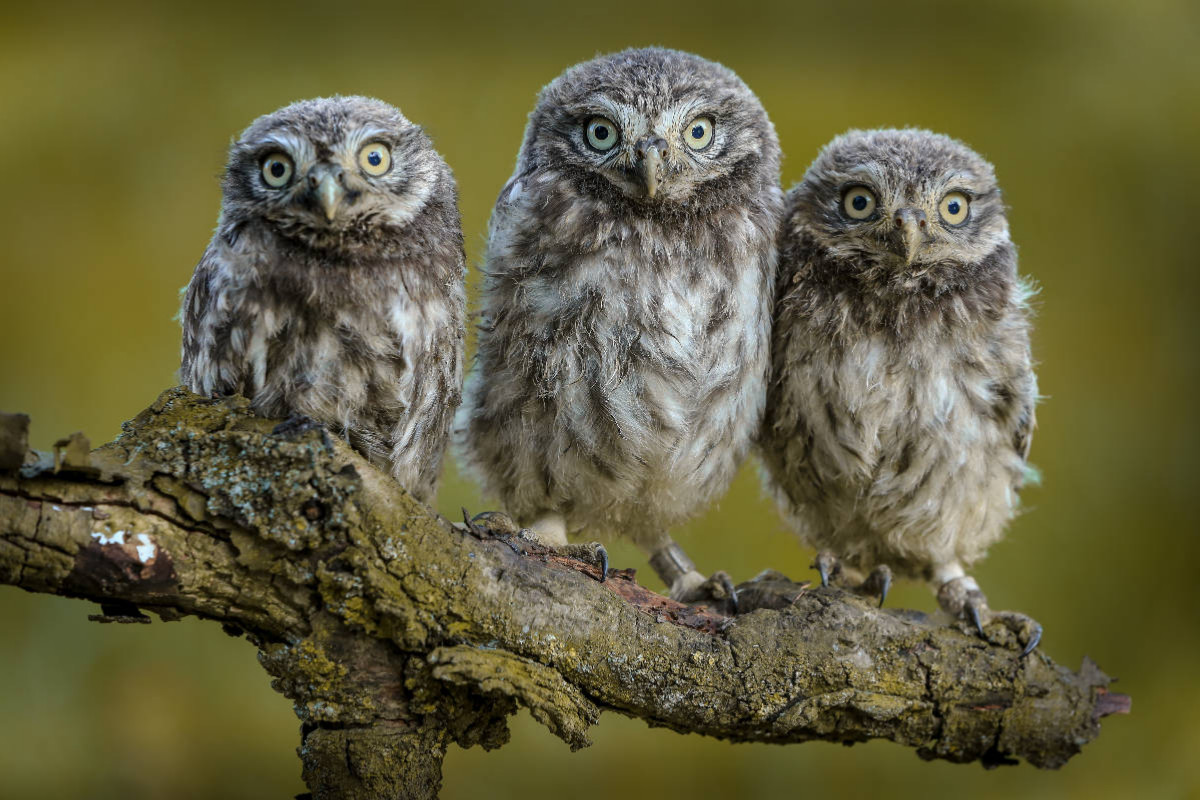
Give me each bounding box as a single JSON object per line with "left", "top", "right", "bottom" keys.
{"left": 180, "top": 96, "right": 466, "bottom": 504}
{"left": 455, "top": 48, "right": 782, "bottom": 608}
{"left": 761, "top": 128, "right": 1042, "bottom": 652}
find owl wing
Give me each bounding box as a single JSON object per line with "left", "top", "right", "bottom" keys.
{"left": 1006, "top": 351, "right": 1039, "bottom": 492}
{"left": 491, "top": 167, "right": 538, "bottom": 224}
{"left": 179, "top": 241, "right": 244, "bottom": 397}
{"left": 1009, "top": 378, "right": 1038, "bottom": 498}
{"left": 1013, "top": 393, "right": 1035, "bottom": 463}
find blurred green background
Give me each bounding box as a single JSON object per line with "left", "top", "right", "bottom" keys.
{"left": 1, "top": 0, "right": 1197, "bottom": 797}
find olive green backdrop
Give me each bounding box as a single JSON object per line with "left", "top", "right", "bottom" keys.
{"left": 1, "top": 0, "right": 1196, "bottom": 797}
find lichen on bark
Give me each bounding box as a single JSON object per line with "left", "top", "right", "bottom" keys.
{"left": 0, "top": 388, "right": 1129, "bottom": 798}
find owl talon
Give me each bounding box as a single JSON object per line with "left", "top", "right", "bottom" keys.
{"left": 813, "top": 550, "right": 841, "bottom": 588}
{"left": 464, "top": 510, "right": 521, "bottom": 538}
{"left": 556, "top": 542, "right": 609, "bottom": 582}
{"left": 938, "top": 577, "right": 1041, "bottom": 656}
{"left": 271, "top": 414, "right": 335, "bottom": 453}
{"left": 272, "top": 414, "right": 323, "bottom": 437}
{"left": 671, "top": 570, "right": 738, "bottom": 614}
{"left": 812, "top": 552, "right": 889, "bottom": 606}
{"left": 967, "top": 597, "right": 986, "bottom": 637}
{"left": 862, "top": 565, "right": 892, "bottom": 608}
{"left": 994, "top": 611, "right": 1042, "bottom": 657}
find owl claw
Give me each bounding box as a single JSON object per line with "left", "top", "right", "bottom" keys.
{"left": 459, "top": 511, "right": 607, "bottom": 581}
{"left": 938, "top": 577, "right": 1041, "bottom": 657}
{"left": 556, "top": 542, "right": 609, "bottom": 582}
{"left": 670, "top": 570, "right": 739, "bottom": 615}
{"left": 813, "top": 551, "right": 841, "bottom": 587}
{"left": 812, "top": 552, "right": 889, "bottom": 607}
{"left": 713, "top": 571, "right": 739, "bottom": 614}
{"left": 271, "top": 413, "right": 323, "bottom": 437}
{"left": 862, "top": 565, "right": 892, "bottom": 608}
{"left": 1018, "top": 619, "right": 1043, "bottom": 657}
{"left": 967, "top": 598, "right": 986, "bottom": 637}
{"left": 463, "top": 509, "right": 520, "bottom": 538}
{"left": 271, "top": 414, "right": 334, "bottom": 452}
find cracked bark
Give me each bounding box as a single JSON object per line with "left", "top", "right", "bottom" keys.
{"left": 0, "top": 391, "right": 1129, "bottom": 798}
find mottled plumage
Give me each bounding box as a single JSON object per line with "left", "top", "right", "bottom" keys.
{"left": 761, "top": 128, "right": 1040, "bottom": 648}
{"left": 455, "top": 48, "right": 782, "bottom": 603}
{"left": 181, "top": 96, "right": 465, "bottom": 503}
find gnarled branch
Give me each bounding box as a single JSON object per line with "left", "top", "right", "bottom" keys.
{"left": 0, "top": 390, "right": 1128, "bottom": 798}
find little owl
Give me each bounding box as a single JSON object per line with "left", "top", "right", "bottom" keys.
{"left": 455, "top": 48, "right": 783, "bottom": 608}
{"left": 180, "top": 96, "right": 466, "bottom": 504}
{"left": 760, "top": 128, "right": 1042, "bottom": 653}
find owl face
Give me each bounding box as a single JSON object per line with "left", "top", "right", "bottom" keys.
{"left": 221, "top": 96, "right": 440, "bottom": 252}
{"left": 796, "top": 129, "right": 1009, "bottom": 278}
{"left": 524, "top": 48, "right": 778, "bottom": 208}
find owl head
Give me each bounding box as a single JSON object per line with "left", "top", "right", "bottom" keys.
{"left": 219, "top": 96, "right": 446, "bottom": 253}
{"left": 521, "top": 48, "right": 779, "bottom": 212}
{"left": 792, "top": 129, "right": 1010, "bottom": 281}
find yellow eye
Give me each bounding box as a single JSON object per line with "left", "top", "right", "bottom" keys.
{"left": 842, "top": 186, "right": 876, "bottom": 220}
{"left": 586, "top": 117, "right": 619, "bottom": 151}
{"left": 261, "top": 152, "right": 293, "bottom": 188}
{"left": 684, "top": 116, "right": 714, "bottom": 150}
{"left": 359, "top": 142, "right": 391, "bottom": 176}
{"left": 939, "top": 191, "right": 970, "bottom": 225}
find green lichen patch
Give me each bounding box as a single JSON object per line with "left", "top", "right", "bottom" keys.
{"left": 429, "top": 645, "right": 600, "bottom": 751}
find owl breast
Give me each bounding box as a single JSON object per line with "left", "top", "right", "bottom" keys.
{"left": 467, "top": 190, "right": 775, "bottom": 536}
{"left": 183, "top": 237, "right": 461, "bottom": 502}
{"left": 767, "top": 321, "right": 1029, "bottom": 574}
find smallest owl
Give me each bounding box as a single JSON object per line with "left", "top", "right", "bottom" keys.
{"left": 180, "top": 96, "right": 466, "bottom": 504}
{"left": 761, "top": 129, "right": 1041, "bottom": 653}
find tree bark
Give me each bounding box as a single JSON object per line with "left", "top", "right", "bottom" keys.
{"left": 0, "top": 390, "right": 1129, "bottom": 796}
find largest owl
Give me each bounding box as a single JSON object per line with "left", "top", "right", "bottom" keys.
{"left": 455, "top": 48, "right": 782, "bottom": 606}
{"left": 181, "top": 96, "right": 466, "bottom": 504}
{"left": 760, "top": 128, "right": 1041, "bottom": 652}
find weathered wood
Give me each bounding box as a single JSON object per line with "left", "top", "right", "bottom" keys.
{"left": 0, "top": 389, "right": 1128, "bottom": 796}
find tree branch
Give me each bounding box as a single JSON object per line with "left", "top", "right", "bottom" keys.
{"left": 0, "top": 390, "right": 1128, "bottom": 797}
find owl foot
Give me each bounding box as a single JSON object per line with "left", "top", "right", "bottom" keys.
{"left": 553, "top": 542, "right": 609, "bottom": 582}
{"left": 813, "top": 550, "right": 842, "bottom": 587}
{"left": 668, "top": 570, "right": 739, "bottom": 615}
{"left": 860, "top": 565, "right": 892, "bottom": 608}
{"left": 520, "top": 534, "right": 608, "bottom": 582}
{"left": 272, "top": 413, "right": 323, "bottom": 436}
{"left": 460, "top": 510, "right": 608, "bottom": 582}
{"left": 812, "top": 551, "right": 891, "bottom": 607}
{"left": 462, "top": 509, "right": 520, "bottom": 538}
{"left": 648, "top": 540, "right": 737, "bottom": 614}
{"left": 937, "top": 576, "right": 1042, "bottom": 657}
{"left": 271, "top": 414, "right": 334, "bottom": 451}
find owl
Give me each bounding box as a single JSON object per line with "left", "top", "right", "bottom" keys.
{"left": 455, "top": 48, "right": 782, "bottom": 607}
{"left": 180, "top": 96, "right": 466, "bottom": 504}
{"left": 760, "top": 129, "right": 1041, "bottom": 653}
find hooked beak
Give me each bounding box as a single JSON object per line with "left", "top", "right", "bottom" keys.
{"left": 309, "top": 168, "right": 345, "bottom": 222}
{"left": 891, "top": 207, "right": 928, "bottom": 265}
{"left": 634, "top": 136, "right": 668, "bottom": 199}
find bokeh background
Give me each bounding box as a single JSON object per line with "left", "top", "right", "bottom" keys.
{"left": 2, "top": 0, "right": 1197, "bottom": 797}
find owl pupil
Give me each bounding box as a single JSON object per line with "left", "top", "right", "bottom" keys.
{"left": 948, "top": 200, "right": 960, "bottom": 214}
{"left": 852, "top": 195, "right": 868, "bottom": 211}
{"left": 594, "top": 126, "right": 609, "bottom": 140}
{"left": 368, "top": 151, "right": 382, "bottom": 166}
{"left": 269, "top": 162, "right": 286, "bottom": 178}
{"left": 692, "top": 125, "right": 704, "bottom": 139}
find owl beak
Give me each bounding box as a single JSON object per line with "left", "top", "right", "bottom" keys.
{"left": 891, "top": 207, "right": 928, "bottom": 265}
{"left": 634, "top": 136, "right": 668, "bottom": 199}
{"left": 310, "top": 170, "right": 345, "bottom": 222}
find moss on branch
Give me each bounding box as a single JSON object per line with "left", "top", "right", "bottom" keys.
{"left": 0, "top": 388, "right": 1129, "bottom": 797}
